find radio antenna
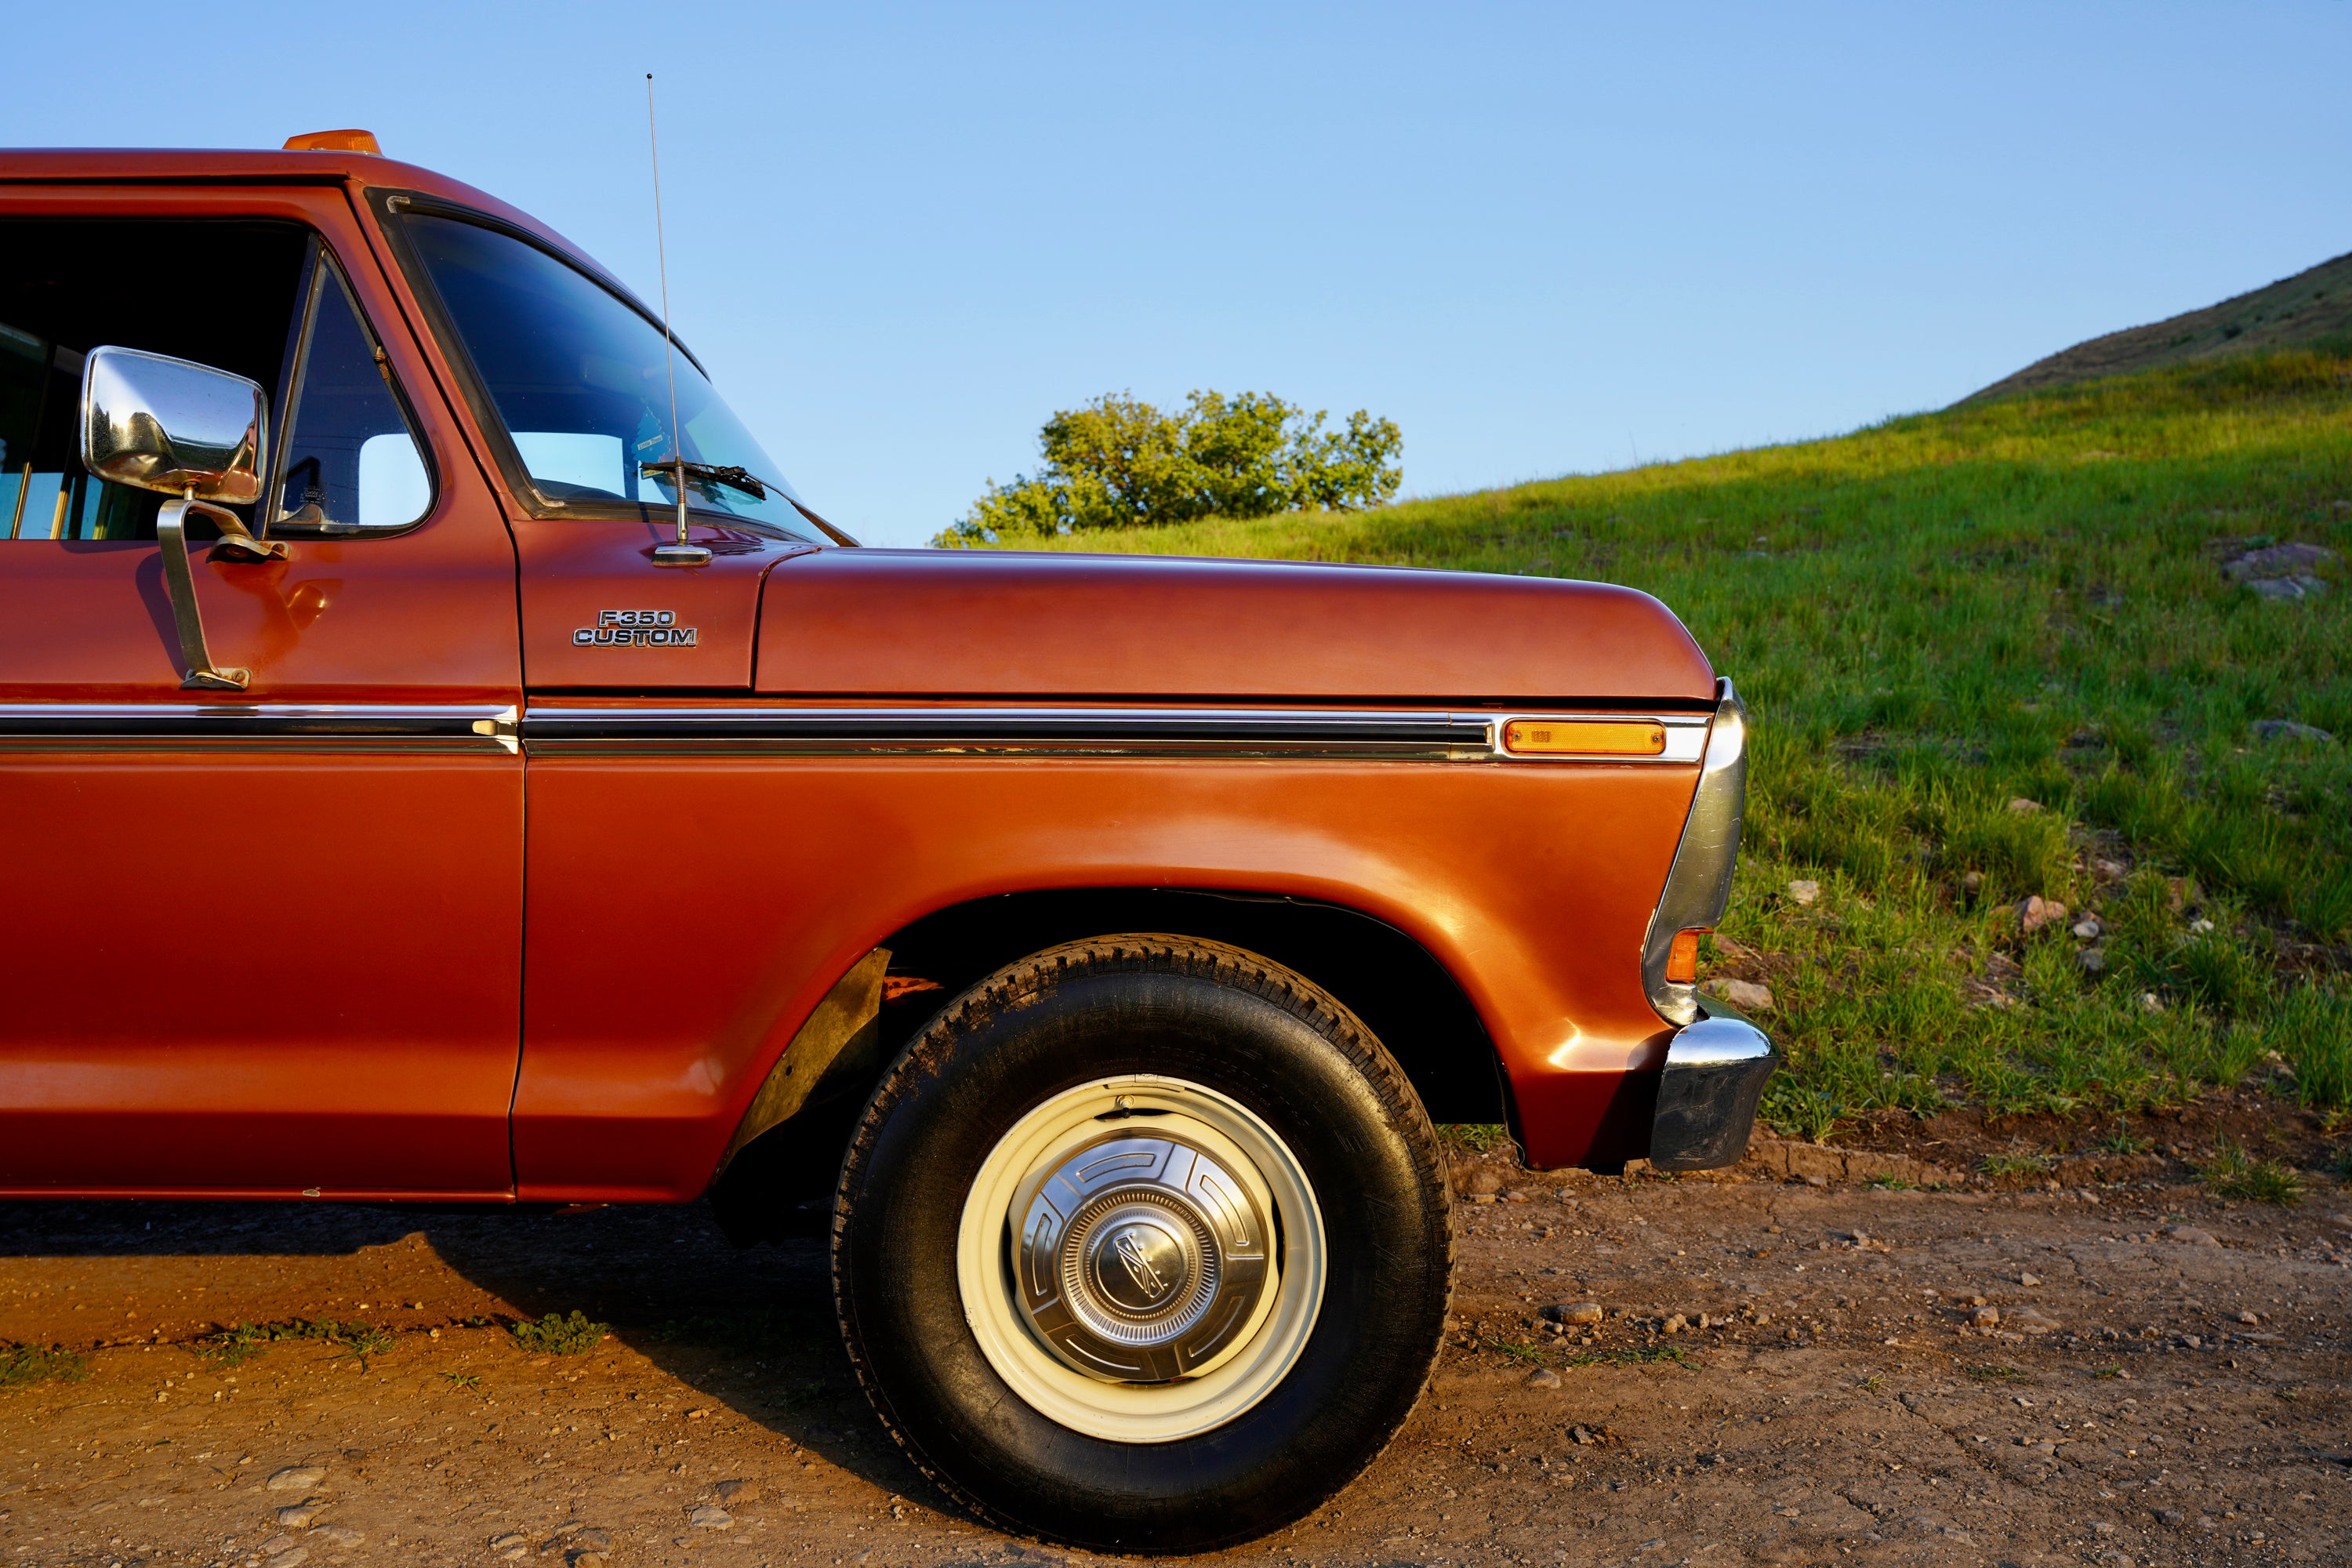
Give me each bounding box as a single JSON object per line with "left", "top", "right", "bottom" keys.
{"left": 646, "top": 71, "right": 709, "bottom": 567}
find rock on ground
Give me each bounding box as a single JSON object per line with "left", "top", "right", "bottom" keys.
{"left": 2223, "top": 541, "right": 2339, "bottom": 580}
{"left": 2249, "top": 575, "right": 2332, "bottom": 601}
{"left": 1706, "top": 978, "right": 1774, "bottom": 1011}
{"left": 2251, "top": 719, "right": 2334, "bottom": 743}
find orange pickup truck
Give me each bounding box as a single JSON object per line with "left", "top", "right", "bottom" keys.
{"left": 0, "top": 134, "right": 1772, "bottom": 1551}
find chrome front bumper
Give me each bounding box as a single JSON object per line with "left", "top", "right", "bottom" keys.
{"left": 1648, "top": 999, "right": 1777, "bottom": 1171}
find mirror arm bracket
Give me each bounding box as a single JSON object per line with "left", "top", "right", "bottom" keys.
{"left": 157, "top": 492, "right": 288, "bottom": 691}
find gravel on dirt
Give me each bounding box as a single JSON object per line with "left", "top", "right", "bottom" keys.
{"left": 1, "top": 1155, "right": 2347, "bottom": 1567}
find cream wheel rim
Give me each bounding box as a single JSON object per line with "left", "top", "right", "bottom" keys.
{"left": 956, "top": 1074, "right": 1326, "bottom": 1443}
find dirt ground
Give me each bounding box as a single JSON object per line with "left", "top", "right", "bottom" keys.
{"left": 2, "top": 1154, "right": 2347, "bottom": 1568}
{"left": 1730, "top": 1090, "right": 2347, "bottom": 1200}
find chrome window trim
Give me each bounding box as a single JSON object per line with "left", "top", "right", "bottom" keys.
{"left": 0, "top": 702, "right": 518, "bottom": 754}
{"left": 261, "top": 244, "right": 441, "bottom": 541}
{"left": 519, "top": 705, "right": 1715, "bottom": 761}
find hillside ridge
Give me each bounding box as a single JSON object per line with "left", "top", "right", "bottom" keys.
{"left": 1962, "top": 248, "right": 2352, "bottom": 404}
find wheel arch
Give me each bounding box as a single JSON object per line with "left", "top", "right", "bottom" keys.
{"left": 710, "top": 887, "right": 1511, "bottom": 1243}
{"left": 876, "top": 887, "right": 1512, "bottom": 1129}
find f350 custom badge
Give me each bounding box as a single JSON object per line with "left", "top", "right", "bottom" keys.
{"left": 575, "top": 609, "right": 698, "bottom": 648}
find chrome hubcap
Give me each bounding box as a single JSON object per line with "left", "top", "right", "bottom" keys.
{"left": 1014, "top": 1131, "right": 1270, "bottom": 1382}
{"left": 959, "top": 1076, "right": 1323, "bottom": 1441}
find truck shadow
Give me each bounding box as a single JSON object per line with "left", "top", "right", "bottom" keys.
{"left": 0, "top": 1197, "right": 946, "bottom": 1519}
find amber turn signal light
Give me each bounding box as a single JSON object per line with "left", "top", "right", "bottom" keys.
{"left": 284, "top": 129, "right": 383, "bottom": 155}
{"left": 1501, "top": 720, "right": 1667, "bottom": 757}
{"left": 1664, "top": 928, "right": 1708, "bottom": 985}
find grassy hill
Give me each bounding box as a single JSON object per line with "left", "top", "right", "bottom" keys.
{"left": 1964, "top": 249, "right": 2352, "bottom": 403}
{"left": 970, "top": 350, "right": 2352, "bottom": 1159}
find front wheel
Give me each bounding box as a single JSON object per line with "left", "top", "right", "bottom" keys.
{"left": 832, "top": 936, "right": 1452, "bottom": 1552}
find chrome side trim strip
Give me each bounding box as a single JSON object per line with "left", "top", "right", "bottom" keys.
{"left": 527, "top": 706, "right": 1490, "bottom": 759}
{"left": 0, "top": 703, "right": 520, "bottom": 754}
{"left": 520, "top": 705, "right": 1711, "bottom": 760}
{"left": 0, "top": 700, "right": 1711, "bottom": 764}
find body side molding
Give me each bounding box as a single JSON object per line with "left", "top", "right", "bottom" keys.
{"left": 519, "top": 704, "right": 1711, "bottom": 762}
{"left": 0, "top": 702, "right": 519, "bottom": 753}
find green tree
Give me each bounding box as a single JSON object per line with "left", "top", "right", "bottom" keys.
{"left": 940, "top": 390, "right": 1400, "bottom": 544}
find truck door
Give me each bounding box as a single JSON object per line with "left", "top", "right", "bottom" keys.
{"left": 365, "top": 197, "right": 826, "bottom": 1200}
{"left": 0, "top": 187, "right": 523, "bottom": 1197}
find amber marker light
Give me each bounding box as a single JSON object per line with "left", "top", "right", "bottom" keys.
{"left": 1664, "top": 929, "right": 1707, "bottom": 985}
{"left": 282, "top": 129, "right": 383, "bottom": 154}
{"left": 1501, "top": 720, "right": 1668, "bottom": 757}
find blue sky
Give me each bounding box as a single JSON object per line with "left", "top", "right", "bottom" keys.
{"left": 9, "top": 2, "right": 2350, "bottom": 546}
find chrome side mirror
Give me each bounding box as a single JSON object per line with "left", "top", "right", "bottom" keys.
{"left": 81, "top": 345, "right": 266, "bottom": 505}
{"left": 79, "top": 346, "right": 287, "bottom": 691}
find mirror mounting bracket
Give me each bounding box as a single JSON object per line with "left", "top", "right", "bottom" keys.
{"left": 158, "top": 491, "right": 289, "bottom": 692}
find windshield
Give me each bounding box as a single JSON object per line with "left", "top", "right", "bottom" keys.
{"left": 403, "top": 212, "right": 813, "bottom": 537}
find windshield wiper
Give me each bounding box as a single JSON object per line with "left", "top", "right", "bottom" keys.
{"left": 639, "top": 456, "right": 859, "bottom": 546}
{"left": 641, "top": 459, "right": 772, "bottom": 499}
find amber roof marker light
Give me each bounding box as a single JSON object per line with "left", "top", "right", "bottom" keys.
{"left": 283, "top": 129, "right": 382, "bottom": 155}
{"left": 1501, "top": 719, "right": 1668, "bottom": 757}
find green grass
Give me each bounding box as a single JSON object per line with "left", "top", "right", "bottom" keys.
{"left": 0, "top": 1341, "right": 89, "bottom": 1390}
{"left": 1437, "top": 1123, "right": 1513, "bottom": 1154}
{"left": 510, "top": 1310, "right": 608, "bottom": 1356}
{"left": 973, "top": 350, "right": 2352, "bottom": 1142}
{"left": 195, "top": 1318, "right": 394, "bottom": 1368}
{"left": 2274, "top": 985, "right": 2352, "bottom": 1108}
{"left": 2201, "top": 1137, "right": 2307, "bottom": 1204}
{"left": 2092, "top": 1125, "right": 2152, "bottom": 1155}
{"left": 1568, "top": 1344, "right": 1691, "bottom": 1368}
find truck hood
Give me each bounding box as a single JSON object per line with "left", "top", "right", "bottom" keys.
{"left": 754, "top": 548, "right": 1716, "bottom": 703}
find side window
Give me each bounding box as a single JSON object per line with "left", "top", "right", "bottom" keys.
{"left": 0, "top": 218, "right": 309, "bottom": 541}
{"left": 0, "top": 329, "right": 134, "bottom": 540}
{"left": 270, "top": 262, "right": 434, "bottom": 535}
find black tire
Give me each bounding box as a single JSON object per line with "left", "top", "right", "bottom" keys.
{"left": 832, "top": 935, "right": 1453, "bottom": 1553}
